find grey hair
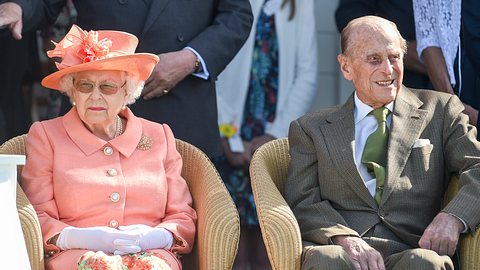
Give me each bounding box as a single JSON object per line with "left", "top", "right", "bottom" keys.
{"left": 57, "top": 71, "right": 144, "bottom": 105}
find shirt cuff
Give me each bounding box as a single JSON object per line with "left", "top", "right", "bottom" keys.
{"left": 445, "top": 212, "right": 469, "bottom": 233}
{"left": 184, "top": 47, "right": 209, "bottom": 80}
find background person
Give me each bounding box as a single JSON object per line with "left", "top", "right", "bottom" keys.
{"left": 214, "top": 0, "right": 318, "bottom": 268}
{"left": 0, "top": 0, "right": 254, "bottom": 158}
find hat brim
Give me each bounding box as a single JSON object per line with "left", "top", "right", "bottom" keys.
{"left": 41, "top": 53, "right": 159, "bottom": 91}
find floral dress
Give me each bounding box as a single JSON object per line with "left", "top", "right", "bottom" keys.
{"left": 214, "top": 4, "right": 279, "bottom": 226}
{"left": 77, "top": 251, "right": 173, "bottom": 270}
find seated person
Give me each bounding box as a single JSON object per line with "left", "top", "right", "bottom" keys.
{"left": 21, "top": 25, "right": 197, "bottom": 270}
{"left": 285, "top": 16, "right": 480, "bottom": 269}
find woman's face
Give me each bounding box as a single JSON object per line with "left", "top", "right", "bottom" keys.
{"left": 72, "top": 70, "right": 127, "bottom": 128}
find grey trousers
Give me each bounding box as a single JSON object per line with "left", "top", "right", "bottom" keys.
{"left": 301, "top": 241, "right": 454, "bottom": 270}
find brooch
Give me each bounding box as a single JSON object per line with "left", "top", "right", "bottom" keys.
{"left": 137, "top": 135, "right": 153, "bottom": 150}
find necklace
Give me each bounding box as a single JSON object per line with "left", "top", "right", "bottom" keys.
{"left": 114, "top": 115, "right": 124, "bottom": 138}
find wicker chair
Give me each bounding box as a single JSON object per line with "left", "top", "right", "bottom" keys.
{"left": 250, "top": 137, "right": 480, "bottom": 270}
{"left": 0, "top": 134, "right": 240, "bottom": 270}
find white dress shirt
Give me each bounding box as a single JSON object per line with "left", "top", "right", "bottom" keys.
{"left": 353, "top": 93, "right": 394, "bottom": 197}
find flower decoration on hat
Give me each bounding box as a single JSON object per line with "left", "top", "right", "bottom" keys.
{"left": 78, "top": 30, "right": 112, "bottom": 63}
{"left": 46, "top": 25, "right": 117, "bottom": 70}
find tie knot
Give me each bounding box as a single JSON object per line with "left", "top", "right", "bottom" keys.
{"left": 371, "top": 107, "right": 389, "bottom": 123}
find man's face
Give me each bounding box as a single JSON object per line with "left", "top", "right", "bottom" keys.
{"left": 338, "top": 26, "right": 404, "bottom": 108}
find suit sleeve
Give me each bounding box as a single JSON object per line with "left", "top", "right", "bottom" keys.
{"left": 3, "top": 0, "right": 66, "bottom": 32}
{"left": 285, "top": 120, "right": 359, "bottom": 245}
{"left": 462, "top": 0, "right": 480, "bottom": 75}
{"left": 158, "top": 124, "right": 197, "bottom": 254}
{"left": 186, "top": 0, "right": 253, "bottom": 80}
{"left": 334, "top": 0, "right": 377, "bottom": 32}
{"left": 21, "top": 122, "right": 70, "bottom": 253}
{"left": 441, "top": 95, "right": 480, "bottom": 233}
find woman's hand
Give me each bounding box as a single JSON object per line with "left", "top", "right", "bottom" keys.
{"left": 118, "top": 224, "right": 174, "bottom": 251}
{"left": 56, "top": 226, "right": 141, "bottom": 254}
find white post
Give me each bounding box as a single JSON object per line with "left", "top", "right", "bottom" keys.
{"left": 0, "top": 154, "right": 31, "bottom": 270}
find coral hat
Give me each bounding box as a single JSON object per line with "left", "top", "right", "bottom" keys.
{"left": 41, "top": 24, "right": 159, "bottom": 91}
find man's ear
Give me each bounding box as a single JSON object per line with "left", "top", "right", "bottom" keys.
{"left": 338, "top": 54, "right": 353, "bottom": 81}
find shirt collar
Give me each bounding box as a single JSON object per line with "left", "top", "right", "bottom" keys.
{"left": 353, "top": 92, "right": 394, "bottom": 124}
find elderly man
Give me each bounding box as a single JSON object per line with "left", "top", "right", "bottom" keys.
{"left": 285, "top": 16, "right": 480, "bottom": 269}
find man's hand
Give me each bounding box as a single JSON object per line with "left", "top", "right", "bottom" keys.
{"left": 463, "top": 103, "right": 478, "bottom": 126}
{"left": 419, "top": 212, "right": 464, "bottom": 256}
{"left": 0, "top": 3, "right": 23, "bottom": 40}
{"left": 250, "top": 134, "right": 275, "bottom": 153}
{"left": 221, "top": 138, "right": 253, "bottom": 169}
{"left": 142, "top": 50, "right": 197, "bottom": 100}
{"left": 332, "top": 235, "right": 385, "bottom": 270}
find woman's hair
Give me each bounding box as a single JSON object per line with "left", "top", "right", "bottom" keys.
{"left": 282, "top": 0, "right": 296, "bottom": 21}
{"left": 58, "top": 71, "right": 144, "bottom": 105}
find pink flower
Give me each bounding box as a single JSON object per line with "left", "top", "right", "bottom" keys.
{"left": 76, "top": 30, "right": 112, "bottom": 63}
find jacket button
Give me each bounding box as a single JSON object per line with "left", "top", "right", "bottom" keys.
{"left": 109, "top": 219, "right": 119, "bottom": 228}
{"left": 104, "top": 146, "right": 113, "bottom": 156}
{"left": 107, "top": 168, "right": 118, "bottom": 176}
{"left": 177, "top": 34, "right": 184, "bottom": 42}
{"left": 110, "top": 192, "right": 120, "bottom": 202}
{"left": 119, "top": 0, "right": 127, "bottom": 4}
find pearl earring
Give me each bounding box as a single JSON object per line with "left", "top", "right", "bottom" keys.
{"left": 72, "top": 101, "right": 76, "bottom": 106}
{"left": 122, "top": 105, "right": 127, "bottom": 110}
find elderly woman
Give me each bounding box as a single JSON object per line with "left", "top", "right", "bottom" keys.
{"left": 20, "top": 25, "right": 196, "bottom": 270}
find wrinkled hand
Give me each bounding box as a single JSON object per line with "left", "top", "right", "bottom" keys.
{"left": 221, "top": 138, "right": 253, "bottom": 169}
{"left": 332, "top": 235, "right": 385, "bottom": 270}
{"left": 142, "top": 50, "right": 197, "bottom": 100}
{"left": 118, "top": 224, "right": 173, "bottom": 252}
{"left": 0, "top": 3, "right": 23, "bottom": 40}
{"left": 250, "top": 134, "right": 275, "bottom": 153}
{"left": 419, "top": 212, "right": 464, "bottom": 256}
{"left": 56, "top": 226, "right": 140, "bottom": 254}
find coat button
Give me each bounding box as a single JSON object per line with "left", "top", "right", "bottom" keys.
{"left": 104, "top": 146, "right": 113, "bottom": 156}
{"left": 177, "top": 34, "right": 184, "bottom": 42}
{"left": 107, "top": 168, "right": 118, "bottom": 176}
{"left": 109, "top": 219, "right": 119, "bottom": 228}
{"left": 110, "top": 192, "right": 120, "bottom": 202}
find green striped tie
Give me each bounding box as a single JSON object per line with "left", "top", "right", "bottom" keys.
{"left": 361, "top": 107, "right": 390, "bottom": 204}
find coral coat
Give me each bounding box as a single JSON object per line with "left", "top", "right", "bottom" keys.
{"left": 21, "top": 108, "right": 196, "bottom": 269}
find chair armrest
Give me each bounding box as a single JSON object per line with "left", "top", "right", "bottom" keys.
{"left": 17, "top": 184, "right": 44, "bottom": 270}
{"left": 444, "top": 174, "right": 480, "bottom": 270}
{"left": 459, "top": 229, "right": 480, "bottom": 270}
{"left": 175, "top": 139, "right": 240, "bottom": 270}
{"left": 250, "top": 139, "right": 302, "bottom": 270}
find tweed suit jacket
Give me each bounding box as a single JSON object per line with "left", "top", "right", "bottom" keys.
{"left": 285, "top": 86, "right": 480, "bottom": 248}
{"left": 14, "top": 0, "right": 253, "bottom": 157}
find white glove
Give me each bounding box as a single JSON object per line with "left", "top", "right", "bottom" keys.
{"left": 118, "top": 224, "right": 174, "bottom": 251}
{"left": 56, "top": 226, "right": 141, "bottom": 254}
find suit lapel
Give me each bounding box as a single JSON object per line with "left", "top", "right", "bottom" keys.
{"left": 320, "top": 95, "right": 377, "bottom": 208}
{"left": 381, "top": 86, "right": 428, "bottom": 204}
{"left": 142, "top": 0, "right": 171, "bottom": 35}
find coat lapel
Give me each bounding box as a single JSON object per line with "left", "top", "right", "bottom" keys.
{"left": 142, "top": 0, "right": 171, "bottom": 35}
{"left": 381, "top": 86, "right": 428, "bottom": 204}
{"left": 320, "top": 95, "right": 378, "bottom": 208}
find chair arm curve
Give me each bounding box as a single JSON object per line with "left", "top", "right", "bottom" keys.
{"left": 17, "top": 184, "right": 45, "bottom": 270}
{"left": 175, "top": 139, "right": 240, "bottom": 270}
{"left": 250, "top": 139, "right": 302, "bottom": 270}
